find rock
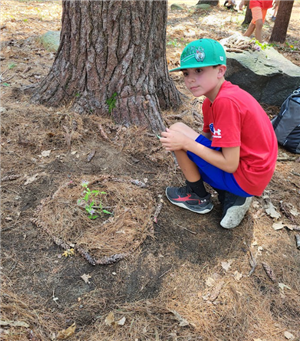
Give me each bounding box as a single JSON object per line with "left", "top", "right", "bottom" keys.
{"left": 196, "top": 4, "right": 211, "bottom": 9}
{"left": 170, "top": 4, "right": 184, "bottom": 10}
{"left": 220, "top": 35, "right": 300, "bottom": 106}
{"left": 38, "top": 31, "right": 60, "bottom": 52}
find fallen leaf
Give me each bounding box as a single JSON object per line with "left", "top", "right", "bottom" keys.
{"left": 272, "top": 221, "right": 285, "bottom": 230}
{"left": 233, "top": 271, "right": 243, "bottom": 281}
{"left": 209, "top": 280, "right": 224, "bottom": 302}
{"left": 105, "top": 311, "right": 115, "bottom": 326}
{"left": 80, "top": 273, "right": 91, "bottom": 284}
{"left": 284, "top": 331, "right": 294, "bottom": 340}
{"left": 117, "top": 317, "right": 126, "bottom": 326}
{"left": 221, "top": 259, "right": 233, "bottom": 272}
{"left": 265, "top": 201, "right": 281, "bottom": 219}
{"left": 56, "top": 322, "right": 76, "bottom": 340}
{"left": 41, "top": 150, "right": 51, "bottom": 157}
{"left": 87, "top": 150, "right": 96, "bottom": 162}
{"left": 278, "top": 283, "right": 291, "bottom": 291}
{"left": 169, "top": 310, "right": 191, "bottom": 327}
{"left": 262, "top": 262, "right": 277, "bottom": 283}
{"left": 24, "top": 173, "right": 39, "bottom": 185}
{"left": 290, "top": 207, "right": 299, "bottom": 216}
{"left": 205, "top": 277, "right": 215, "bottom": 287}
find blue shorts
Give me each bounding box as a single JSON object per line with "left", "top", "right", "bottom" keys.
{"left": 187, "top": 135, "right": 252, "bottom": 197}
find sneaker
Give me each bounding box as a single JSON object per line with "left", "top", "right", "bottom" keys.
{"left": 220, "top": 192, "right": 252, "bottom": 229}
{"left": 165, "top": 184, "right": 213, "bottom": 214}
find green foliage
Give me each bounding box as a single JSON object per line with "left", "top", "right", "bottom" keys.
{"left": 77, "top": 181, "right": 113, "bottom": 220}
{"left": 8, "top": 62, "right": 17, "bottom": 69}
{"left": 106, "top": 92, "right": 118, "bottom": 113}
{"left": 285, "top": 42, "right": 298, "bottom": 51}
{"left": 167, "top": 38, "right": 182, "bottom": 47}
{"left": 252, "top": 39, "right": 271, "bottom": 51}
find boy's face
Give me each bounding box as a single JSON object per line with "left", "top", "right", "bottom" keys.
{"left": 182, "top": 66, "right": 225, "bottom": 101}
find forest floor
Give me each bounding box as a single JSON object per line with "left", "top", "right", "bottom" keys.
{"left": 1, "top": 1, "right": 300, "bottom": 341}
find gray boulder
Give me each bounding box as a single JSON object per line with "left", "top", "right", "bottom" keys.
{"left": 196, "top": 4, "right": 211, "bottom": 9}
{"left": 220, "top": 35, "right": 300, "bottom": 106}
{"left": 38, "top": 31, "right": 60, "bottom": 52}
{"left": 170, "top": 4, "right": 184, "bottom": 10}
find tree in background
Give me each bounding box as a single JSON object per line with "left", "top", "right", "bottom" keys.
{"left": 32, "top": 1, "right": 181, "bottom": 132}
{"left": 270, "top": 0, "right": 294, "bottom": 43}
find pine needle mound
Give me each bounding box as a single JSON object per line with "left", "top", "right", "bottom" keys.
{"left": 32, "top": 175, "right": 155, "bottom": 264}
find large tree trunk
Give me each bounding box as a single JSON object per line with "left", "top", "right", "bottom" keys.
{"left": 269, "top": 0, "right": 294, "bottom": 43}
{"left": 197, "top": 0, "right": 219, "bottom": 6}
{"left": 241, "top": 1, "right": 252, "bottom": 25}
{"left": 31, "top": 0, "right": 181, "bottom": 132}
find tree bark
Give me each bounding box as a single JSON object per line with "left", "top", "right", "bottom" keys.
{"left": 269, "top": 0, "right": 294, "bottom": 43}
{"left": 197, "top": 0, "right": 219, "bottom": 6}
{"left": 31, "top": 0, "right": 181, "bottom": 132}
{"left": 241, "top": 1, "right": 252, "bottom": 25}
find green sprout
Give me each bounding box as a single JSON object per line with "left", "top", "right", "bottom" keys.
{"left": 8, "top": 62, "right": 17, "bottom": 69}
{"left": 106, "top": 92, "right": 118, "bottom": 113}
{"left": 77, "top": 181, "right": 112, "bottom": 219}
{"left": 252, "top": 39, "right": 270, "bottom": 51}
{"left": 167, "top": 38, "right": 181, "bottom": 47}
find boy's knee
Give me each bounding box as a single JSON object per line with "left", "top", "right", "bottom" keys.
{"left": 169, "top": 122, "right": 188, "bottom": 132}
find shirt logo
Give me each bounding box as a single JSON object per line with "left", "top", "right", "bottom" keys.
{"left": 209, "top": 123, "right": 222, "bottom": 138}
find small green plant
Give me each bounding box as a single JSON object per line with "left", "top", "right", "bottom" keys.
{"left": 285, "top": 42, "right": 297, "bottom": 51}
{"left": 77, "top": 181, "right": 112, "bottom": 219}
{"left": 106, "top": 92, "right": 117, "bottom": 113}
{"left": 8, "top": 62, "right": 17, "bottom": 69}
{"left": 167, "top": 38, "right": 181, "bottom": 47}
{"left": 252, "top": 39, "right": 271, "bottom": 51}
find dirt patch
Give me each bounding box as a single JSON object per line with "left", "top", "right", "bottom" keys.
{"left": 1, "top": 1, "right": 300, "bottom": 341}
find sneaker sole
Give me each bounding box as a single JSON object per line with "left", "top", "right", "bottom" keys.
{"left": 220, "top": 197, "right": 252, "bottom": 229}
{"left": 165, "top": 189, "right": 214, "bottom": 214}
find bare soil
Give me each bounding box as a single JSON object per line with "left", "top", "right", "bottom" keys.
{"left": 1, "top": 1, "right": 300, "bottom": 341}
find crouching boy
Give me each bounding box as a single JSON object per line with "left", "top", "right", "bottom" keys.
{"left": 160, "top": 38, "right": 277, "bottom": 229}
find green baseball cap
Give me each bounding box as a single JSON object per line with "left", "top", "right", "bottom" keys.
{"left": 169, "top": 38, "right": 226, "bottom": 72}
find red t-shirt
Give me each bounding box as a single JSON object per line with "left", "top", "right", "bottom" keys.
{"left": 250, "top": 0, "right": 273, "bottom": 9}
{"left": 202, "top": 81, "right": 278, "bottom": 196}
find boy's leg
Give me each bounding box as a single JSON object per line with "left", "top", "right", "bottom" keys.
{"left": 254, "top": 18, "right": 263, "bottom": 42}
{"left": 165, "top": 123, "right": 252, "bottom": 226}
{"left": 165, "top": 123, "right": 213, "bottom": 214}
{"left": 248, "top": 6, "right": 264, "bottom": 42}
{"left": 243, "top": 22, "right": 256, "bottom": 37}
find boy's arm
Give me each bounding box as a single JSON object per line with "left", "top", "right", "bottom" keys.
{"left": 160, "top": 129, "right": 239, "bottom": 173}
{"left": 186, "top": 140, "right": 240, "bottom": 173}
{"left": 160, "top": 129, "right": 240, "bottom": 173}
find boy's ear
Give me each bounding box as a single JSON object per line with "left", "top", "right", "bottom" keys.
{"left": 218, "top": 65, "right": 227, "bottom": 77}
{"left": 216, "top": 65, "right": 226, "bottom": 78}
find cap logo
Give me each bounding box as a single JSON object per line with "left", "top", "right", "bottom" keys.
{"left": 195, "top": 48, "right": 205, "bottom": 62}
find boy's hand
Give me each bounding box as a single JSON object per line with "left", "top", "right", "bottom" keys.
{"left": 160, "top": 128, "right": 189, "bottom": 151}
